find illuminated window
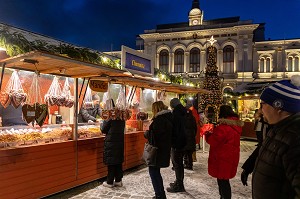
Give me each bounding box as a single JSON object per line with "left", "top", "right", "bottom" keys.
{"left": 287, "top": 54, "right": 300, "bottom": 72}
{"left": 159, "top": 50, "right": 169, "bottom": 72}
{"left": 259, "top": 58, "right": 264, "bottom": 73}
{"left": 174, "top": 49, "right": 184, "bottom": 73}
{"left": 223, "top": 45, "right": 234, "bottom": 73}
{"left": 259, "top": 55, "right": 272, "bottom": 72}
{"left": 288, "top": 57, "right": 293, "bottom": 71}
{"left": 190, "top": 47, "right": 200, "bottom": 72}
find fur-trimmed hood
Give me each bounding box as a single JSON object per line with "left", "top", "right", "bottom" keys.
{"left": 218, "top": 117, "right": 244, "bottom": 127}
{"left": 154, "top": 109, "right": 172, "bottom": 118}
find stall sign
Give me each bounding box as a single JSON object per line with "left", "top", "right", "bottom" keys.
{"left": 89, "top": 80, "right": 108, "bottom": 92}
{"left": 121, "top": 45, "right": 153, "bottom": 77}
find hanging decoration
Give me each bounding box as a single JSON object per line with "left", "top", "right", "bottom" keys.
{"left": 82, "top": 85, "right": 93, "bottom": 109}
{"left": 101, "top": 85, "right": 132, "bottom": 121}
{"left": 0, "top": 70, "right": 27, "bottom": 109}
{"left": 61, "top": 78, "right": 74, "bottom": 108}
{"left": 22, "top": 72, "right": 48, "bottom": 127}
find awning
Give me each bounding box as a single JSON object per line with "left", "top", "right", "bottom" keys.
{"left": 0, "top": 51, "right": 210, "bottom": 94}
{"left": 232, "top": 81, "right": 277, "bottom": 94}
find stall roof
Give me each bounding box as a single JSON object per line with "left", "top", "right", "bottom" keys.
{"left": 232, "top": 81, "right": 277, "bottom": 94}
{"left": 0, "top": 51, "right": 210, "bottom": 94}
{"left": 0, "top": 51, "right": 127, "bottom": 78}
{"left": 91, "top": 76, "right": 210, "bottom": 94}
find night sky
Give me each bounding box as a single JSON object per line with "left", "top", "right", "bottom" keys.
{"left": 0, "top": 0, "right": 299, "bottom": 52}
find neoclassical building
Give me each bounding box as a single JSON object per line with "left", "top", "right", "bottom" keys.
{"left": 136, "top": 0, "right": 300, "bottom": 92}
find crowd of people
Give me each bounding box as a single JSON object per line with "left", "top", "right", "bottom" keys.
{"left": 95, "top": 75, "right": 300, "bottom": 199}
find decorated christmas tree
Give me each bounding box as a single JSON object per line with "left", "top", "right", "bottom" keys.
{"left": 199, "top": 36, "right": 223, "bottom": 123}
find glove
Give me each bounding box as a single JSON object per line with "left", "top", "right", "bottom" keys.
{"left": 241, "top": 170, "right": 249, "bottom": 186}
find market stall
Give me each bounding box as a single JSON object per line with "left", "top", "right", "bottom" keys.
{"left": 0, "top": 51, "right": 208, "bottom": 199}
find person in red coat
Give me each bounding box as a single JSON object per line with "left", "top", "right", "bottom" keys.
{"left": 205, "top": 105, "right": 244, "bottom": 199}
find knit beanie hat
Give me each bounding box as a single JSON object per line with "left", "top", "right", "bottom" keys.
{"left": 260, "top": 75, "right": 300, "bottom": 113}
{"left": 170, "top": 98, "right": 181, "bottom": 108}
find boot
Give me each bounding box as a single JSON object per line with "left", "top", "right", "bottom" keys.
{"left": 166, "top": 181, "right": 185, "bottom": 193}
{"left": 152, "top": 193, "right": 167, "bottom": 199}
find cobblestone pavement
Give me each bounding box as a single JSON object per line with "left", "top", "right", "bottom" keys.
{"left": 45, "top": 139, "right": 256, "bottom": 199}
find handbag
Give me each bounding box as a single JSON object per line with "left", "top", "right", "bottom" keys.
{"left": 142, "top": 129, "right": 158, "bottom": 166}
{"left": 142, "top": 142, "right": 158, "bottom": 166}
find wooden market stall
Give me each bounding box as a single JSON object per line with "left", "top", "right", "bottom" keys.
{"left": 0, "top": 51, "right": 208, "bottom": 199}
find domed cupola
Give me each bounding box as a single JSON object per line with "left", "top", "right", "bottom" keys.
{"left": 189, "top": 0, "right": 203, "bottom": 26}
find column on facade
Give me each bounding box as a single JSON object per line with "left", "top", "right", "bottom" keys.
{"left": 200, "top": 50, "right": 206, "bottom": 73}
{"left": 185, "top": 51, "right": 189, "bottom": 73}
{"left": 234, "top": 49, "right": 238, "bottom": 73}
{"left": 156, "top": 53, "right": 159, "bottom": 70}
{"left": 292, "top": 57, "right": 295, "bottom": 71}
{"left": 270, "top": 58, "right": 274, "bottom": 72}
{"left": 218, "top": 49, "right": 223, "bottom": 73}
{"left": 276, "top": 49, "right": 282, "bottom": 73}
{"left": 169, "top": 52, "right": 173, "bottom": 72}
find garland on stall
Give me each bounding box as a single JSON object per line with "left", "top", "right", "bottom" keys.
{"left": 154, "top": 68, "right": 202, "bottom": 87}
{"left": 0, "top": 26, "right": 121, "bottom": 69}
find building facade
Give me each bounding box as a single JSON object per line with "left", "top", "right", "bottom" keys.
{"left": 136, "top": 0, "right": 300, "bottom": 92}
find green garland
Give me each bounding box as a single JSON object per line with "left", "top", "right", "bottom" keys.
{"left": 0, "top": 26, "right": 121, "bottom": 69}
{"left": 154, "top": 68, "right": 202, "bottom": 87}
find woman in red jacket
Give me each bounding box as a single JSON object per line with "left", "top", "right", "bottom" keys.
{"left": 205, "top": 105, "right": 244, "bottom": 199}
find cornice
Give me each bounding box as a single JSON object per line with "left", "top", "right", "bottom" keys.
{"left": 139, "top": 24, "right": 259, "bottom": 40}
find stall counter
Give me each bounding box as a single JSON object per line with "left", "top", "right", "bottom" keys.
{"left": 0, "top": 131, "right": 146, "bottom": 199}
{"left": 241, "top": 121, "right": 256, "bottom": 139}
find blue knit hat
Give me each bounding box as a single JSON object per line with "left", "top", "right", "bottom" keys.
{"left": 260, "top": 75, "right": 300, "bottom": 113}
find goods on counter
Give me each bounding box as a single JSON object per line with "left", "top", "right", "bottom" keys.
{"left": 78, "top": 125, "right": 102, "bottom": 138}
{"left": 0, "top": 126, "right": 73, "bottom": 147}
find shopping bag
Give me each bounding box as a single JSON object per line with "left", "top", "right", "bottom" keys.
{"left": 142, "top": 142, "right": 158, "bottom": 166}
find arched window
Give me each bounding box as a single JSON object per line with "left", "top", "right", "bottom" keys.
{"left": 266, "top": 58, "right": 271, "bottom": 72}
{"left": 190, "top": 47, "right": 200, "bottom": 72}
{"left": 259, "top": 55, "right": 272, "bottom": 72}
{"left": 288, "top": 57, "right": 293, "bottom": 72}
{"left": 174, "top": 49, "right": 184, "bottom": 73}
{"left": 295, "top": 57, "right": 299, "bottom": 71}
{"left": 259, "top": 58, "right": 264, "bottom": 73}
{"left": 223, "top": 45, "right": 234, "bottom": 73}
{"left": 159, "top": 50, "right": 169, "bottom": 72}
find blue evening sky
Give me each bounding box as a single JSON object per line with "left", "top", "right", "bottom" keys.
{"left": 0, "top": 0, "right": 299, "bottom": 51}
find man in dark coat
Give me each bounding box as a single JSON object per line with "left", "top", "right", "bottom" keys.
{"left": 183, "top": 103, "right": 197, "bottom": 170}
{"left": 251, "top": 75, "right": 300, "bottom": 199}
{"left": 101, "top": 117, "right": 125, "bottom": 188}
{"left": 167, "top": 98, "right": 187, "bottom": 193}
{"left": 78, "top": 94, "right": 101, "bottom": 123}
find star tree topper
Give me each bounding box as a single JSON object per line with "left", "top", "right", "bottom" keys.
{"left": 208, "top": 35, "right": 217, "bottom": 46}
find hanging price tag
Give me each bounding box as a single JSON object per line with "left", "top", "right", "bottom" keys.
{"left": 89, "top": 80, "right": 108, "bottom": 92}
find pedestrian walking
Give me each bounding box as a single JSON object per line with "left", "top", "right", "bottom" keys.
{"left": 205, "top": 105, "right": 244, "bottom": 199}
{"left": 166, "top": 98, "right": 187, "bottom": 193}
